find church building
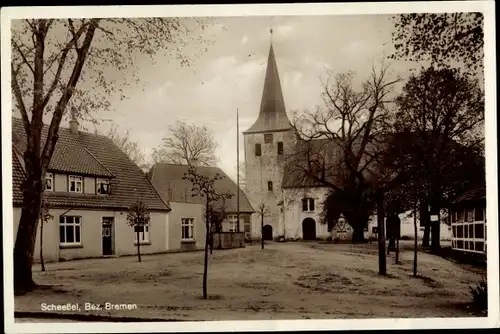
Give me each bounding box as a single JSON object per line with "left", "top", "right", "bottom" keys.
{"left": 243, "top": 32, "right": 334, "bottom": 241}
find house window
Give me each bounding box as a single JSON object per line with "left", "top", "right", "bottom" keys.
{"left": 96, "top": 178, "right": 110, "bottom": 194}
{"left": 268, "top": 181, "right": 273, "bottom": 191}
{"left": 45, "top": 173, "right": 53, "bottom": 191}
{"left": 302, "top": 198, "right": 315, "bottom": 212}
{"left": 465, "top": 209, "right": 474, "bottom": 222}
{"left": 181, "top": 218, "right": 194, "bottom": 241}
{"left": 68, "top": 175, "right": 83, "bottom": 193}
{"left": 227, "top": 215, "right": 238, "bottom": 232}
{"left": 255, "top": 144, "right": 262, "bottom": 156}
{"left": 474, "top": 207, "right": 484, "bottom": 222}
{"left": 134, "top": 223, "right": 150, "bottom": 243}
{"left": 277, "top": 142, "right": 284, "bottom": 155}
{"left": 59, "top": 216, "right": 81, "bottom": 246}
{"left": 264, "top": 133, "right": 273, "bottom": 144}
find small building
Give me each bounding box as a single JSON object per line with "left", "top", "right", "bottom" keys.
{"left": 449, "top": 182, "right": 487, "bottom": 254}
{"left": 148, "top": 163, "right": 255, "bottom": 250}
{"left": 12, "top": 117, "right": 171, "bottom": 263}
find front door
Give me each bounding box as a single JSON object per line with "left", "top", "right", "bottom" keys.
{"left": 102, "top": 218, "right": 114, "bottom": 256}
{"left": 302, "top": 218, "right": 317, "bottom": 240}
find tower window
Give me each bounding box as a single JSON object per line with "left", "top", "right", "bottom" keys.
{"left": 255, "top": 143, "right": 261, "bottom": 156}
{"left": 268, "top": 181, "right": 273, "bottom": 191}
{"left": 277, "top": 142, "right": 283, "bottom": 155}
{"left": 264, "top": 133, "right": 273, "bottom": 144}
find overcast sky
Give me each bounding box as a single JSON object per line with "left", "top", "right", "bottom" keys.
{"left": 17, "top": 15, "right": 427, "bottom": 181}
{"left": 88, "top": 14, "right": 426, "bottom": 181}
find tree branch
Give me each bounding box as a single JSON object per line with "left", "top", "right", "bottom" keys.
{"left": 11, "top": 63, "right": 31, "bottom": 134}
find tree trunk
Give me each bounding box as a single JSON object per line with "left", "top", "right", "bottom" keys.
{"left": 40, "top": 219, "right": 45, "bottom": 272}
{"left": 413, "top": 201, "right": 418, "bottom": 277}
{"left": 203, "top": 199, "right": 209, "bottom": 299}
{"left": 430, "top": 203, "right": 441, "bottom": 252}
{"left": 351, "top": 227, "right": 365, "bottom": 243}
{"left": 376, "top": 190, "right": 386, "bottom": 276}
{"left": 420, "top": 201, "right": 430, "bottom": 247}
{"left": 14, "top": 176, "right": 43, "bottom": 295}
{"left": 388, "top": 237, "right": 396, "bottom": 254}
{"left": 209, "top": 222, "right": 213, "bottom": 255}
{"left": 395, "top": 238, "right": 399, "bottom": 264}
{"left": 136, "top": 230, "right": 141, "bottom": 262}
{"left": 344, "top": 211, "right": 367, "bottom": 244}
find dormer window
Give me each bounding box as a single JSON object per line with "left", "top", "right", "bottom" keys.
{"left": 45, "top": 173, "right": 54, "bottom": 191}
{"left": 68, "top": 175, "right": 83, "bottom": 193}
{"left": 97, "top": 178, "right": 110, "bottom": 195}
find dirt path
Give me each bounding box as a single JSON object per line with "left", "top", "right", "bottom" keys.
{"left": 15, "top": 242, "right": 485, "bottom": 321}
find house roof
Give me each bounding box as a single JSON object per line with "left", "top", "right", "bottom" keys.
{"left": 452, "top": 182, "right": 486, "bottom": 204}
{"left": 243, "top": 44, "right": 292, "bottom": 134}
{"left": 148, "top": 163, "right": 255, "bottom": 213}
{"left": 12, "top": 117, "right": 170, "bottom": 211}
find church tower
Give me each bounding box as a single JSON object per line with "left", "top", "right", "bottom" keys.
{"left": 243, "top": 30, "right": 295, "bottom": 240}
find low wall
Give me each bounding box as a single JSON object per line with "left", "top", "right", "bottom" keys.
{"left": 213, "top": 232, "right": 245, "bottom": 249}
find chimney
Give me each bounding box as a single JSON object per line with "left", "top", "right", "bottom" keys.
{"left": 69, "top": 107, "right": 79, "bottom": 135}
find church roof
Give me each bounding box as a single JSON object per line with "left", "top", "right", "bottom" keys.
{"left": 243, "top": 44, "right": 292, "bottom": 134}
{"left": 282, "top": 139, "right": 343, "bottom": 189}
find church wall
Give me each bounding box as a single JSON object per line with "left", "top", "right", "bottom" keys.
{"left": 282, "top": 187, "right": 330, "bottom": 240}
{"left": 244, "top": 129, "right": 295, "bottom": 240}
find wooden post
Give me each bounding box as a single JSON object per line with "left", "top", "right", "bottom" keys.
{"left": 376, "top": 189, "right": 386, "bottom": 275}
{"left": 413, "top": 200, "right": 418, "bottom": 277}
{"left": 203, "top": 197, "right": 209, "bottom": 299}
{"left": 136, "top": 229, "right": 141, "bottom": 262}
{"left": 40, "top": 218, "right": 45, "bottom": 272}
{"left": 236, "top": 108, "right": 240, "bottom": 233}
{"left": 395, "top": 237, "right": 399, "bottom": 264}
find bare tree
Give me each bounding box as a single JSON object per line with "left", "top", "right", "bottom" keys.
{"left": 182, "top": 165, "right": 233, "bottom": 299}
{"left": 97, "top": 122, "right": 147, "bottom": 169}
{"left": 11, "top": 18, "right": 213, "bottom": 294}
{"left": 126, "top": 201, "right": 151, "bottom": 263}
{"left": 256, "top": 203, "right": 270, "bottom": 249}
{"left": 205, "top": 199, "right": 229, "bottom": 254}
{"left": 153, "top": 121, "right": 219, "bottom": 166}
{"left": 290, "top": 63, "right": 401, "bottom": 243}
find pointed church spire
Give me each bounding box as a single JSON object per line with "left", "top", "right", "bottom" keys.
{"left": 244, "top": 29, "right": 291, "bottom": 134}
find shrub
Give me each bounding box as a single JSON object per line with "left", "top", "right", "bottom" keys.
{"left": 469, "top": 276, "right": 487, "bottom": 311}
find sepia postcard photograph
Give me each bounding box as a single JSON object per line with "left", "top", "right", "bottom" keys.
{"left": 1, "top": 1, "right": 498, "bottom": 333}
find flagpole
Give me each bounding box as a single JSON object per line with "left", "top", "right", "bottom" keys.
{"left": 237, "top": 108, "right": 240, "bottom": 233}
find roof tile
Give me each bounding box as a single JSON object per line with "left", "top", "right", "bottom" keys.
{"left": 12, "top": 117, "right": 169, "bottom": 211}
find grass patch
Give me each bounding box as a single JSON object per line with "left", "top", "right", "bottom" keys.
{"left": 469, "top": 276, "right": 487, "bottom": 311}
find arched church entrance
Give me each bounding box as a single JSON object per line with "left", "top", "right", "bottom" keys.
{"left": 302, "top": 218, "right": 317, "bottom": 240}
{"left": 262, "top": 224, "right": 273, "bottom": 240}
